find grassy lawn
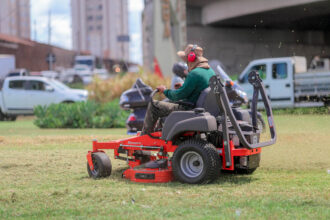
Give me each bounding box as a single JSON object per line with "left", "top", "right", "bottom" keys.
{"left": 0, "top": 115, "right": 329, "bottom": 219}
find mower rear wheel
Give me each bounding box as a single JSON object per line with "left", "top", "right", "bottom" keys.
{"left": 87, "top": 152, "right": 112, "bottom": 179}
{"left": 172, "top": 139, "right": 221, "bottom": 184}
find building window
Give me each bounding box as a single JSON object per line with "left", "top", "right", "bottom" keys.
{"left": 87, "top": 15, "right": 93, "bottom": 21}
{"left": 96, "top": 15, "right": 103, "bottom": 20}
{"left": 98, "top": 4, "right": 102, "bottom": 10}
{"left": 88, "top": 26, "right": 94, "bottom": 31}
{"left": 97, "top": 25, "right": 102, "bottom": 30}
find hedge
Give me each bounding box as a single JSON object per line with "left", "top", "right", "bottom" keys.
{"left": 34, "top": 100, "right": 129, "bottom": 128}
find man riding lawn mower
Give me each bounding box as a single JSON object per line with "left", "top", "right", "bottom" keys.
{"left": 86, "top": 45, "right": 277, "bottom": 184}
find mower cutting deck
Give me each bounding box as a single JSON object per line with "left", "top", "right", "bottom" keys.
{"left": 86, "top": 71, "right": 276, "bottom": 184}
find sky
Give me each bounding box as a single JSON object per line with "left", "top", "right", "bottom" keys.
{"left": 30, "top": 0, "right": 144, "bottom": 64}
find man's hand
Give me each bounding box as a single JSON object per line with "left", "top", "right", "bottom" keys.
{"left": 174, "top": 83, "right": 183, "bottom": 89}
{"left": 157, "top": 85, "right": 166, "bottom": 93}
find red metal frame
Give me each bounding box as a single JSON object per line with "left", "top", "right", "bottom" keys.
{"left": 87, "top": 131, "right": 261, "bottom": 182}
{"left": 123, "top": 166, "right": 174, "bottom": 183}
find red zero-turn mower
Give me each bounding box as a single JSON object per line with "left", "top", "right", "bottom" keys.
{"left": 86, "top": 71, "right": 277, "bottom": 184}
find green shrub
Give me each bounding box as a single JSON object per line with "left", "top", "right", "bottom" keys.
{"left": 34, "top": 100, "right": 129, "bottom": 128}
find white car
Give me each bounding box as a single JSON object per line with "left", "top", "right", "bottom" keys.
{"left": 61, "top": 65, "right": 93, "bottom": 85}
{"left": 93, "top": 68, "right": 109, "bottom": 80}
{"left": 0, "top": 76, "right": 88, "bottom": 120}
{"left": 40, "top": 70, "right": 59, "bottom": 79}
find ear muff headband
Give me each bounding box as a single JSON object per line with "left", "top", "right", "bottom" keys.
{"left": 187, "top": 44, "right": 197, "bottom": 62}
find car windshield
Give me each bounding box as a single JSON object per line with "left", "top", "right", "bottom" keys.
{"left": 50, "top": 80, "right": 70, "bottom": 90}
{"left": 76, "top": 60, "right": 93, "bottom": 67}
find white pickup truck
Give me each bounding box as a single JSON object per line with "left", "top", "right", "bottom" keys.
{"left": 238, "top": 56, "right": 330, "bottom": 108}
{"left": 0, "top": 76, "right": 88, "bottom": 121}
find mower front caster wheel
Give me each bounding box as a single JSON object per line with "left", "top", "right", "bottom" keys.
{"left": 172, "top": 139, "right": 221, "bottom": 184}
{"left": 87, "top": 152, "right": 112, "bottom": 179}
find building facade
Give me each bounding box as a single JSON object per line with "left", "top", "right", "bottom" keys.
{"left": 143, "top": 0, "right": 330, "bottom": 76}
{"left": 71, "top": 0, "right": 129, "bottom": 61}
{"left": 0, "top": 34, "right": 75, "bottom": 71}
{"left": 0, "top": 0, "right": 30, "bottom": 39}
{"left": 186, "top": 0, "right": 330, "bottom": 74}
{"left": 142, "top": 0, "right": 187, "bottom": 77}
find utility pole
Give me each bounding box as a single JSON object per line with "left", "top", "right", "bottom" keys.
{"left": 48, "top": 10, "right": 52, "bottom": 70}
{"left": 48, "top": 10, "right": 52, "bottom": 45}
{"left": 33, "top": 19, "right": 37, "bottom": 41}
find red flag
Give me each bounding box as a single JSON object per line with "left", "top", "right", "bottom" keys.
{"left": 153, "top": 57, "right": 164, "bottom": 78}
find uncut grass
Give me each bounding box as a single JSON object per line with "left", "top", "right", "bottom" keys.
{"left": 0, "top": 115, "right": 329, "bottom": 219}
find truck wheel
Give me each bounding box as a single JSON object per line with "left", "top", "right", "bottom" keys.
{"left": 325, "top": 100, "right": 330, "bottom": 107}
{"left": 62, "top": 101, "right": 74, "bottom": 104}
{"left": 8, "top": 116, "right": 17, "bottom": 121}
{"left": 0, "top": 111, "right": 5, "bottom": 121}
{"left": 87, "top": 152, "right": 112, "bottom": 179}
{"left": 172, "top": 139, "right": 221, "bottom": 184}
{"left": 72, "top": 75, "right": 83, "bottom": 84}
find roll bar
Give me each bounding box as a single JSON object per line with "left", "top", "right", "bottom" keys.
{"left": 209, "top": 71, "right": 277, "bottom": 150}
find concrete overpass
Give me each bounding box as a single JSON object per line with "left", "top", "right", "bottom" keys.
{"left": 186, "top": 0, "right": 330, "bottom": 74}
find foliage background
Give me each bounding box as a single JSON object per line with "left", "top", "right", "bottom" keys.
{"left": 87, "top": 72, "right": 171, "bottom": 103}
{"left": 34, "top": 100, "right": 129, "bottom": 128}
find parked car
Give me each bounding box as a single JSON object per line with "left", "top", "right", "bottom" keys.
{"left": 74, "top": 55, "right": 96, "bottom": 70}
{"left": 61, "top": 65, "right": 93, "bottom": 85}
{"left": 0, "top": 76, "right": 88, "bottom": 121}
{"left": 93, "top": 68, "right": 109, "bottom": 80}
{"left": 238, "top": 56, "right": 330, "bottom": 108}
{"left": 40, "top": 70, "right": 59, "bottom": 79}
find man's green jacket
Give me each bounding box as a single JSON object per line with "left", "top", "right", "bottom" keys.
{"left": 164, "top": 67, "right": 215, "bottom": 104}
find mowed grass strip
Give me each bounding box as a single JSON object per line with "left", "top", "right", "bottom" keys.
{"left": 0, "top": 115, "right": 329, "bottom": 219}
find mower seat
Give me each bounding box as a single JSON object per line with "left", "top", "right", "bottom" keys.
{"left": 195, "top": 87, "right": 221, "bottom": 117}
{"left": 161, "top": 110, "right": 217, "bottom": 141}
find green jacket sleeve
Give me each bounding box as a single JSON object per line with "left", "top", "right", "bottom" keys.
{"left": 164, "top": 73, "right": 197, "bottom": 101}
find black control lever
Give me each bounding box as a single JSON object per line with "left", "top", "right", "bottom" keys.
{"left": 248, "top": 71, "right": 260, "bottom": 132}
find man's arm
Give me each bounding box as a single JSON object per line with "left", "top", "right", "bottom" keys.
{"left": 164, "top": 73, "right": 197, "bottom": 101}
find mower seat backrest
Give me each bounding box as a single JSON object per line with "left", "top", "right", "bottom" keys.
{"left": 195, "top": 87, "right": 221, "bottom": 117}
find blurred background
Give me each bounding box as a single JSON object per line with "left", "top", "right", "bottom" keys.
{"left": 0, "top": 0, "right": 329, "bottom": 78}
{"left": 0, "top": 0, "right": 329, "bottom": 125}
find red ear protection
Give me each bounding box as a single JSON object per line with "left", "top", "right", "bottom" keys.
{"left": 187, "top": 45, "right": 197, "bottom": 62}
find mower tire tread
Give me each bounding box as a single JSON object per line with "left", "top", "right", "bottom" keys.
{"left": 87, "top": 152, "right": 112, "bottom": 179}
{"left": 172, "top": 138, "right": 221, "bottom": 184}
